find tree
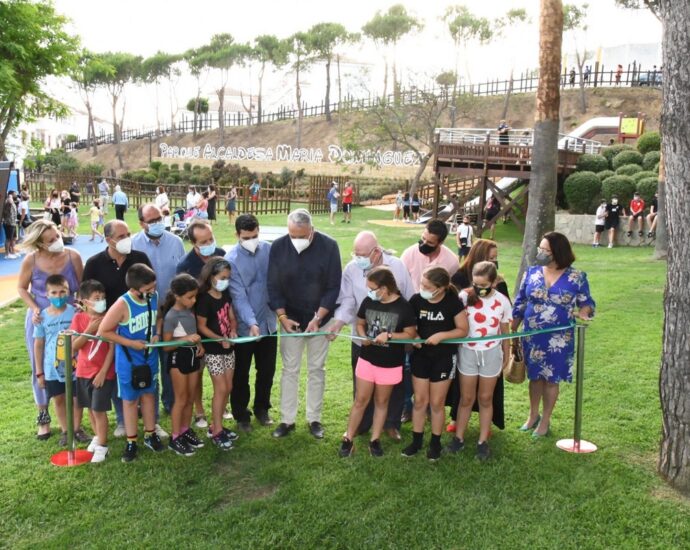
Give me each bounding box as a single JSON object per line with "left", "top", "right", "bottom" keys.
{"left": 496, "top": 8, "right": 532, "bottom": 119}
{"left": 71, "top": 50, "right": 112, "bottom": 157}
{"left": 443, "top": 5, "right": 492, "bottom": 88}
{"left": 615, "top": 0, "right": 660, "bottom": 19}
{"left": 308, "top": 22, "right": 357, "bottom": 122}
{"left": 186, "top": 97, "right": 209, "bottom": 131}
{"left": 516, "top": 0, "right": 564, "bottom": 288}
{"left": 253, "top": 35, "right": 289, "bottom": 125}
{"left": 563, "top": 3, "right": 591, "bottom": 114}
{"left": 141, "top": 51, "right": 181, "bottom": 135}
{"left": 0, "top": 0, "right": 79, "bottom": 160}
{"left": 184, "top": 48, "right": 210, "bottom": 138}
{"left": 287, "top": 32, "right": 313, "bottom": 148}
{"left": 362, "top": 5, "right": 423, "bottom": 101}
{"left": 657, "top": 0, "right": 690, "bottom": 495}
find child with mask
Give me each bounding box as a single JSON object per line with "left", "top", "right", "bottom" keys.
{"left": 593, "top": 199, "right": 607, "bottom": 247}
{"left": 605, "top": 196, "right": 625, "bottom": 248}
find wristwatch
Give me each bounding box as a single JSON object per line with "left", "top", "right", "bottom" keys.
{"left": 387, "top": 332, "right": 393, "bottom": 341}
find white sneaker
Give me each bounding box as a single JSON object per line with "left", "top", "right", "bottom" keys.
{"left": 113, "top": 424, "right": 126, "bottom": 438}
{"left": 87, "top": 436, "right": 100, "bottom": 453}
{"left": 91, "top": 445, "right": 109, "bottom": 463}
{"left": 608, "top": 243, "right": 613, "bottom": 249}
{"left": 155, "top": 424, "right": 169, "bottom": 439}
{"left": 223, "top": 408, "right": 233, "bottom": 420}
{"left": 6, "top": 254, "right": 17, "bottom": 259}
{"left": 194, "top": 415, "right": 208, "bottom": 429}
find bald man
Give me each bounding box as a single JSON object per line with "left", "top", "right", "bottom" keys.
{"left": 329, "top": 231, "right": 414, "bottom": 440}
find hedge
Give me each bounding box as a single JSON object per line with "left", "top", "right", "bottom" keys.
{"left": 643, "top": 150, "right": 661, "bottom": 171}
{"left": 631, "top": 171, "right": 657, "bottom": 184}
{"left": 576, "top": 153, "right": 609, "bottom": 173}
{"left": 612, "top": 150, "right": 644, "bottom": 170}
{"left": 602, "top": 144, "right": 634, "bottom": 167}
{"left": 637, "top": 177, "right": 658, "bottom": 204}
{"left": 564, "top": 171, "right": 601, "bottom": 214}
{"left": 636, "top": 131, "right": 661, "bottom": 155}
{"left": 597, "top": 170, "right": 615, "bottom": 183}
{"left": 602, "top": 175, "right": 636, "bottom": 206}
{"left": 616, "top": 164, "right": 643, "bottom": 177}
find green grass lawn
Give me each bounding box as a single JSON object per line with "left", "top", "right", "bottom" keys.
{"left": 1, "top": 206, "right": 686, "bottom": 548}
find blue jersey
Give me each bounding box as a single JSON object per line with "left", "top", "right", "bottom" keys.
{"left": 115, "top": 291, "right": 159, "bottom": 375}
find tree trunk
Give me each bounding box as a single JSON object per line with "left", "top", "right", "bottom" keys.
{"left": 501, "top": 68, "right": 514, "bottom": 119}
{"left": 193, "top": 93, "right": 199, "bottom": 138}
{"left": 516, "top": 0, "right": 563, "bottom": 292}
{"left": 155, "top": 81, "right": 161, "bottom": 136}
{"left": 86, "top": 100, "right": 97, "bottom": 156}
{"left": 655, "top": 150, "right": 668, "bottom": 259}
{"left": 295, "top": 60, "right": 302, "bottom": 148}
{"left": 576, "top": 51, "right": 587, "bottom": 114}
{"left": 0, "top": 103, "right": 17, "bottom": 160}
{"left": 408, "top": 152, "right": 431, "bottom": 199}
{"left": 658, "top": 0, "right": 690, "bottom": 495}
{"left": 325, "top": 57, "right": 332, "bottom": 122}
{"left": 382, "top": 58, "right": 388, "bottom": 101}
{"left": 111, "top": 95, "right": 123, "bottom": 169}
{"left": 257, "top": 62, "right": 265, "bottom": 126}
{"left": 217, "top": 86, "right": 225, "bottom": 144}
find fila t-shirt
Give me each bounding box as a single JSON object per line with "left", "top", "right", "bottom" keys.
{"left": 356, "top": 296, "right": 416, "bottom": 368}
{"left": 459, "top": 290, "right": 513, "bottom": 350}
{"left": 410, "top": 291, "right": 465, "bottom": 359}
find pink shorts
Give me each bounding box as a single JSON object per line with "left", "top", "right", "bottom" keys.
{"left": 355, "top": 357, "right": 402, "bottom": 385}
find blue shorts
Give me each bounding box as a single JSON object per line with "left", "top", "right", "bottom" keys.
{"left": 116, "top": 364, "right": 159, "bottom": 402}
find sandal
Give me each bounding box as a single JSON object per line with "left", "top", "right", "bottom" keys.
{"left": 519, "top": 415, "right": 541, "bottom": 432}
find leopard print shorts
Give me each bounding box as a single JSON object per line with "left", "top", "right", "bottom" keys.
{"left": 205, "top": 352, "right": 235, "bottom": 376}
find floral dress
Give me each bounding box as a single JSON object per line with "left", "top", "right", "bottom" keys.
{"left": 512, "top": 266, "right": 595, "bottom": 383}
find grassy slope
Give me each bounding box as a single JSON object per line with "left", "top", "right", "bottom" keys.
{"left": 0, "top": 207, "right": 686, "bottom": 549}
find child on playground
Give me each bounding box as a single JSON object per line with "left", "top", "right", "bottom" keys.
{"left": 447, "top": 261, "right": 512, "bottom": 461}
{"left": 70, "top": 279, "right": 114, "bottom": 463}
{"left": 161, "top": 273, "right": 205, "bottom": 456}
{"left": 98, "top": 263, "right": 165, "bottom": 463}
{"left": 65, "top": 202, "right": 78, "bottom": 238}
{"left": 593, "top": 198, "right": 607, "bottom": 247}
{"left": 89, "top": 199, "right": 104, "bottom": 241}
{"left": 195, "top": 257, "right": 238, "bottom": 450}
{"left": 33, "top": 274, "right": 89, "bottom": 447}
{"left": 339, "top": 266, "right": 417, "bottom": 458}
{"left": 402, "top": 267, "right": 468, "bottom": 461}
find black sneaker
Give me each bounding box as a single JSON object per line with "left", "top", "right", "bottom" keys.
{"left": 181, "top": 428, "right": 204, "bottom": 449}
{"left": 369, "top": 439, "right": 384, "bottom": 457}
{"left": 626, "top": 231, "right": 633, "bottom": 237}
{"left": 254, "top": 409, "right": 274, "bottom": 426}
{"left": 401, "top": 442, "right": 421, "bottom": 457}
{"left": 168, "top": 437, "right": 195, "bottom": 456}
{"left": 144, "top": 433, "right": 165, "bottom": 452}
{"left": 638, "top": 231, "right": 644, "bottom": 237}
{"left": 427, "top": 444, "right": 442, "bottom": 462}
{"left": 211, "top": 430, "right": 233, "bottom": 451}
{"left": 224, "top": 428, "right": 239, "bottom": 441}
{"left": 122, "top": 441, "right": 138, "bottom": 463}
{"left": 339, "top": 437, "right": 354, "bottom": 458}
{"left": 446, "top": 437, "right": 465, "bottom": 454}
{"left": 74, "top": 429, "right": 92, "bottom": 444}
{"left": 476, "top": 441, "right": 491, "bottom": 462}
{"left": 647, "top": 231, "right": 653, "bottom": 238}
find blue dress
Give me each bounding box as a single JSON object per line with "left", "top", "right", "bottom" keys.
{"left": 512, "top": 266, "right": 595, "bottom": 383}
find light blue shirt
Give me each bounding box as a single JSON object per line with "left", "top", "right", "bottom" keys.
{"left": 33, "top": 305, "right": 76, "bottom": 382}
{"left": 226, "top": 240, "right": 276, "bottom": 336}
{"left": 132, "top": 230, "right": 185, "bottom": 297}
{"left": 112, "top": 191, "right": 128, "bottom": 206}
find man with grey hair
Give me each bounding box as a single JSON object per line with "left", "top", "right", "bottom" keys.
{"left": 267, "top": 208, "right": 342, "bottom": 439}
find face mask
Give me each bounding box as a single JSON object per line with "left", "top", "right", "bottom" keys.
{"left": 367, "top": 288, "right": 381, "bottom": 302}
{"left": 146, "top": 221, "right": 165, "bottom": 238}
{"left": 198, "top": 241, "right": 216, "bottom": 257}
{"left": 420, "top": 288, "right": 437, "bottom": 300}
{"left": 92, "top": 299, "right": 107, "bottom": 314}
{"left": 137, "top": 290, "right": 154, "bottom": 301}
{"left": 418, "top": 240, "right": 437, "bottom": 256}
{"left": 47, "top": 238, "right": 64, "bottom": 253}
{"left": 214, "top": 278, "right": 229, "bottom": 292}
{"left": 115, "top": 237, "right": 132, "bottom": 255}
{"left": 535, "top": 251, "right": 553, "bottom": 266}
{"left": 612, "top": 199, "right": 618, "bottom": 205}
{"left": 49, "top": 296, "right": 69, "bottom": 308}
{"left": 354, "top": 256, "right": 372, "bottom": 271}
{"left": 240, "top": 237, "right": 259, "bottom": 254}
{"left": 291, "top": 238, "right": 311, "bottom": 254}
{"left": 472, "top": 285, "right": 492, "bottom": 298}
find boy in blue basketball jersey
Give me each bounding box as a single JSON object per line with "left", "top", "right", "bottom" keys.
{"left": 99, "top": 263, "right": 165, "bottom": 462}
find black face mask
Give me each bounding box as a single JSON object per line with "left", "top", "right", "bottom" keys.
{"left": 473, "top": 284, "right": 492, "bottom": 297}
{"left": 418, "top": 240, "right": 437, "bottom": 256}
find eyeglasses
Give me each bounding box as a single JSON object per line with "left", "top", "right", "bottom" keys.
{"left": 144, "top": 217, "right": 163, "bottom": 224}
{"left": 351, "top": 247, "right": 377, "bottom": 259}
{"left": 537, "top": 246, "right": 552, "bottom": 254}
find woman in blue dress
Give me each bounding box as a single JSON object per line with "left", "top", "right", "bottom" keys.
{"left": 512, "top": 232, "right": 595, "bottom": 438}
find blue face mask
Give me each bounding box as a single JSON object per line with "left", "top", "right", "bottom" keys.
{"left": 367, "top": 288, "right": 381, "bottom": 302}
{"left": 354, "top": 256, "right": 371, "bottom": 271}
{"left": 49, "top": 296, "right": 69, "bottom": 308}
{"left": 146, "top": 221, "right": 165, "bottom": 238}
{"left": 198, "top": 241, "right": 216, "bottom": 257}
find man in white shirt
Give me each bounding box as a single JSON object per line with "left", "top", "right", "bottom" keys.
{"left": 455, "top": 215, "right": 474, "bottom": 259}
{"left": 186, "top": 186, "right": 201, "bottom": 211}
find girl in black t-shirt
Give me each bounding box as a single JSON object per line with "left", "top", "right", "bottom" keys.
{"left": 402, "top": 267, "right": 468, "bottom": 461}
{"left": 339, "top": 267, "right": 417, "bottom": 459}
{"left": 196, "top": 258, "right": 238, "bottom": 450}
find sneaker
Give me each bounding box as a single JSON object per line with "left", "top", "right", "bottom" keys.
{"left": 401, "top": 442, "right": 421, "bottom": 457}
{"left": 427, "top": 444, "right": 442, "bottom": 462}
{"left": 369, "top": 439, "right": 384, "bottom": 457}
{"left": 339, "top": 437, "right": 354, "bottom": 458}
{"left": 122, "top": 441, "right": 138, "bottom": 463}
{"left": 608, "top": 243, "right": 613, "bottom": 249}
{"left": 638, "top": 231, "right": 644, "bottom": 237}
{"left": 237, "top": 420, "right": 253, "bottom": 433}
{"left": 206, "top": 427, "right": 239, "bottom": 441}
{"left": 647, "top": 231, "right": 653, "bottom": 238}
{"left": 74, "top": 429, "right": 92, "bottom": 444}
{"left": 254, "top": 409, "right": 274, "bottom": 426}
{"left": 626, "top": 231, "right": 632, "bottom": 237}
{"left": 211, "top": 430, "right": 233, "bottom": 451}
{"left": 91, "top": 445, "right": 109, "bottom": 463}
{"left": 87, "top": 437, "right": 100, "bottom": 453}
{"left": 194, "top": 415, "right": 208, "bottom": 429}
{"left": 446, "top": 437, "right": 465, "bottom": 454}
{"left": 476, "top": 441, "right": 491, "bottom": 462}
{"left": 169, "top": 437, "right": 195, "bottom": 457}
{"left": 223, "top": 408, "right": 234, "bottom": 420}
{"left": 113, "top": 423, "right": 126, "bottom": 438}
{"left": 154, "top": 424, "right": 169, "bottom": 439}
{"left": 58, "top": 432, "right": 67, "bottom": 447}
{"left": 144, "top": 433, "right": 166, "bottom": 452}
{"left": 181, "top": 428, "right": 204, "bottom": 449}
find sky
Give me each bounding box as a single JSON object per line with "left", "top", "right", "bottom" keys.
{"left": 49, "top": 0, "right": 662, "bottom": 134}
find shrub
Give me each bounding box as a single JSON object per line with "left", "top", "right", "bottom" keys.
{"left": 81, "top": 163, "right": 105, "bottom": 176}
{"left": 170, "top": 163, "right": 179, "bottom": 171}
{"left": 149, "top": 161, "right": 163, "bottom": 172}
{"left": 192, "top": 165, "right": 201, "bottom": 173}
{"left": 642, "top": 150, "right": 661, "bottom": 171}
{"left": 57, "top": 158, "right": 80, "bottom": 172}
{"left": 636, "top": 131, "right": 661, "bottom": 155}
{"left": 183, "top": 162, "right": 192, "bottom": 172}
{"left": 612, "top": 150, "right": 644, "bottom": 170}
{"left": 601, "top": 144, "right": 633, "bottom": 167}
{"left": 576, "top": 153, "right": 609, "bottom": 173}
{"left": 602, "top": 175, "right": 636, "bottom": 205}
{"left": 597, "top": 170, "right": 615, "bottom": 183}
{"left": 616, "top": 164, "right": 643, "bottom": 176}
{"left": 637, "top": 177, "right": 658, "bottom": 204}
{"left": 631, "top": 171, "right": 657, "bottom": 184}
{"left": 564, "top": 171, "right": 601, "bottom": 214}
{"left": 654, "top": 162, "right": 660, "bottom": 174}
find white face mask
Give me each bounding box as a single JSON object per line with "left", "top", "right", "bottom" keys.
{"left": 420, "top": 288, "right": 437, "bottom": 301}
{"left": 354, "top": 256, "right": 371, "bottom": 271}
{"left": 47, "top": 237, "right": 64, "bottom": 253}
{"left": 92, "top": 299, "right": 107, "bottom": 314}
{"left": 240, "top": 237, "right": 259, "bottom": 254}
{"left": 367, "top": 288, "right": 381, "bottom": 302}
{"left": 291, "top": 237, "right": 311, "bottom": 254}
{"left": 115, "top": 236, "right": 132, "bottom": 255}
{"left": 214, "top": 278, "right": 230, "bottom": 292}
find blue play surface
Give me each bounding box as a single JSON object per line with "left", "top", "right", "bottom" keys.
{"left": 0, "top": 236, "right": 106, "bottom": 277}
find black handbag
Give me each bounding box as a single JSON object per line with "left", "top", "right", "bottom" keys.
{"left": 123, "top": 295, "right": 154, "bottom": 389}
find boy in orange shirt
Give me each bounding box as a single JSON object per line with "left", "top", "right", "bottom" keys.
{"left": 627, "top": 192, "right": 645, "bottom": 238}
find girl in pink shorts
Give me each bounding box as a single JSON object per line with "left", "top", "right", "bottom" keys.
{"left": 339, "top": 266, "right": 417, "bottom": 458}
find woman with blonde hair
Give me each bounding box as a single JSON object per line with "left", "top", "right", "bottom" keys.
{"left": 17, "top": 220, "right": 83, "bottom": 440}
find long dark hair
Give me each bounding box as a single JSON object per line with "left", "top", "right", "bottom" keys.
{"left": 422, "top": 266, "right": 458, "bottom": 296}
{"left": 459, "top": 239, "right": 498, "bottom": 283}
{"left": 198, "top": 257, "right": 232, "bottom": 294}
{"left": 161, "top": 274, "right": 199, "bottom": 318}
{"left": 367, "top": 266, "right": 399, "bottom": 296}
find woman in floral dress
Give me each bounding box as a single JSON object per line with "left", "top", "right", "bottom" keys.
{"left": 512, "top": 232, "right": 595, "bottom": 438}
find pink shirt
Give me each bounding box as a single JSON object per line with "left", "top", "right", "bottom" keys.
{"left": 400, "top": 244, "right": 459, "bottom": 292}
